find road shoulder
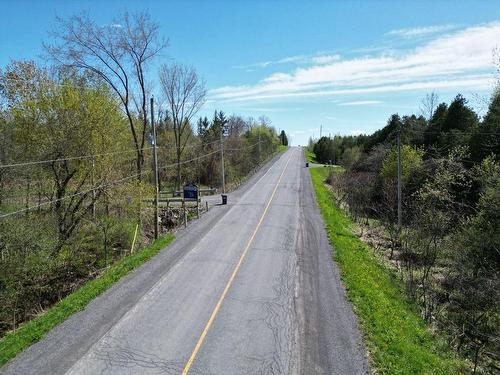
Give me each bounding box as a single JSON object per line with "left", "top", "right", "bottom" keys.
{"left": 295, "top": 154, "right": 369, "bottom": 374}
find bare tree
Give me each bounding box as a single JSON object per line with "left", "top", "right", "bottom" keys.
{"left": 45, "top": 11, "right": 167, "bottom": 181}
{"left": 258, "top": 115, "right": 272, "bottom": 127}
{"left": 159, "top": 63, "right": 206, "bottom": 189}
{"left": 420, "top": 92, "right": 439, "bottom": 120}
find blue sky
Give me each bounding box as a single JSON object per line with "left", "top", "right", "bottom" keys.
{"left": 2, "top": 0, "right": 500, "bottom": 145}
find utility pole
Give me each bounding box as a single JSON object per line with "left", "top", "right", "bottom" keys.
{"left": 151, "top": 96, "right": 159, "bottom": 239}
{"left": 397, "top": 126, "right": 402, "bottom": 230}
{"left": 320, "top": 124, "right": 322, "bottom": 138}
{"left": 258, "top": 128, "right": 261, "bottom": 162}
{"left": 220, "top": 125, "right": 225, "bottom": 193}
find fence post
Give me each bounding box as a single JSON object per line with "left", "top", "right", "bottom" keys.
{"left": 183, "top": 200, "right": 187, "bottom": 228}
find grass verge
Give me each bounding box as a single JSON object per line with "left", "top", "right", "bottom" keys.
{"left": 305, "top": 148, "right": 316, "bottom": 163}
{"left": 278, "top": 144, "right": 288, "bottom": 153}
{"left": 0, "top": 233, "right": 175, "bottom": 367}
{"left": 309, "top": 167, "right": 466, "bottom": 374}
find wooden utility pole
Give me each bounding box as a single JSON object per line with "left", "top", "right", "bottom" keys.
{"left": 151, "top": 96, "right": 159, "bottom": 239}
{"left": 220, "top": 126, "right": 225, "bottom": 193}
{"left": 258, "top": 128, "right": 261, "bottom": 162}
{"left": 397, "top": 126, "right": 402, "bottom": 229}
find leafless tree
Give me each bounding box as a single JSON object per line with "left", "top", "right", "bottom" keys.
{"left": 227, "top": 115, "right": 248, "bottom": 137}
{"left": 159, "top": 63, "right": 206, "bottom": 189}
{"left": 258, "top": 115, "right": 272, "bottom": 127}
{"left": 44, "top": 11, "right": 167, "bottom": 181}
{"left": 420, "top": 92, "right": 439, "bottom": 120}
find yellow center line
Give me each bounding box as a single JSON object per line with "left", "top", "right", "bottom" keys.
{"left": 181, "top": 152, "right": 293, "bottom": 374}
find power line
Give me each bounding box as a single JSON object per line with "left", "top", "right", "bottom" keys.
{"left": 0, "top": 137, "right": 238, "bottom": 170}
{"left": 158, "top": 138, "right": 222, "bottom": 152}
{"left": 404, "top": 128, "right": 500, "bottom": 136}
{"left": 225, "top": 141, "right": 261, "bottom": 152}
{"left": 158, "top": 148, "right": 222, "bottom": 171}
{"left": 0, "top": 147, "right": 154, "bottom": 169}
{"left": 0, "top": 170, "right": 147, "bottom": 219}
{"left": 0, "top": 148, "right": 224, "bottom": 219}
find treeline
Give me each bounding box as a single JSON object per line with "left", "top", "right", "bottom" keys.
{"left": 311, "top": 92, "right": 499, "bottom": 373}
{"left": 0, "top": 12, "right": 285, "bottom": 340}
{"left": 155, "top": 110, "right": 282, "bottom": 190}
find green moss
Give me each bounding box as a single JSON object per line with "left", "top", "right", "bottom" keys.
{"left": 0, "top": 234, "right": 174, "bottom": 367}
{"left": 309, "top": 167, "right": 466, "bottom": 374}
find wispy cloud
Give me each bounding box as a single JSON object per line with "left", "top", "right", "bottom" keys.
{"left": 211, "top": 22, "right": 500, "bottom": 102}
{"left": 338, "top": 100, "right": 382, "bottom": 106}
{"left": 234, "top": 53, "right": 341, "bottom": 69}
{"left": 234, "top": 55, "right": 307, "bottom": 69}
{"left": 311, "top": 54, "right": 341, "bottom": 65}
{"left": 386, "top": 24, "right": 458, "bottom": 38}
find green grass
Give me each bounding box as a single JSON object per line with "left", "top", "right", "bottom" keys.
{"left": 305, "top": 148, "right": 316, "bottom": 163}
{"left": 309, "top": 167, "right": 466, "bottom": 375}
{"left": 0, "top": 233, "right": 175, "bottom": 367}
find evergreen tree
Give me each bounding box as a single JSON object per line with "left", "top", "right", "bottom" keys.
{"left": 280, "top": 130, "right": 288, "bottom": 146}
{"left": 470, "top": 90, "right": 500, "bottom": 162}
{"left": 424, "top": 102, "right": 448, "bottom": 148}
{"left": 442, "top": 94, "right": 478, "bottom": 132}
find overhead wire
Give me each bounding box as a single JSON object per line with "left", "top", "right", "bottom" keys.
{"left": 0, "top": 170, "right": 145, "bottom": 219}
{"left": 224, "top": 140, "right": 262, "bottom": 152}
{"left": 403, "top": 128, "right": 500, "bottom": 136}
{"left": 0, "top": 147, "right": 223, "bottom": 219}
{"left": 0, "top": 147, "right": 155, "bottom": 169}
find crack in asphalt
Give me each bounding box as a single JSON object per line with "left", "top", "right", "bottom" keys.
{"left": 258, "top": 222, "right": 298, "bottom": 375}
{"left": 88, "top": 337, "right": 211, "bottom": 375}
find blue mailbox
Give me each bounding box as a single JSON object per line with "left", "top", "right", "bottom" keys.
{"left": 183, "top": 183, "right": 199, "bottom": 201}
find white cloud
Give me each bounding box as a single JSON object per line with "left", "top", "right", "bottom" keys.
{"left": 386, "top": 24, "right": 458, "bottom": 38}
{"left": 234, "top": 55, "right": 306, "bottom": 69}
{"left": 338, "top": 100, "right": 382, "bottom": 106}
{"left": 311, "top": 54, "right": 341, "bottom": 64}
{"left": 234, "top": 53, "right": 341, "bottom": 69}
{"left": 211, "top": 22, "right": 500, "bottom": 102}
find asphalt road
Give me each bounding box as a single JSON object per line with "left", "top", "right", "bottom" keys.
{"left": 1, "top": 147, "right": 368, "bottom": 375}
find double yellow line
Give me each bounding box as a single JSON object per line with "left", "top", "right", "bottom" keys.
{"left": 181, "top": 153, "right": 293, "bottom": 374}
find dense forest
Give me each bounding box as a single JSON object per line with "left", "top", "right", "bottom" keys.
{"left": 310, "top": 92, "right": 499, "bottom": 373}
{"left": 0, "top": 14, "right": 286, "bottom": 340}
